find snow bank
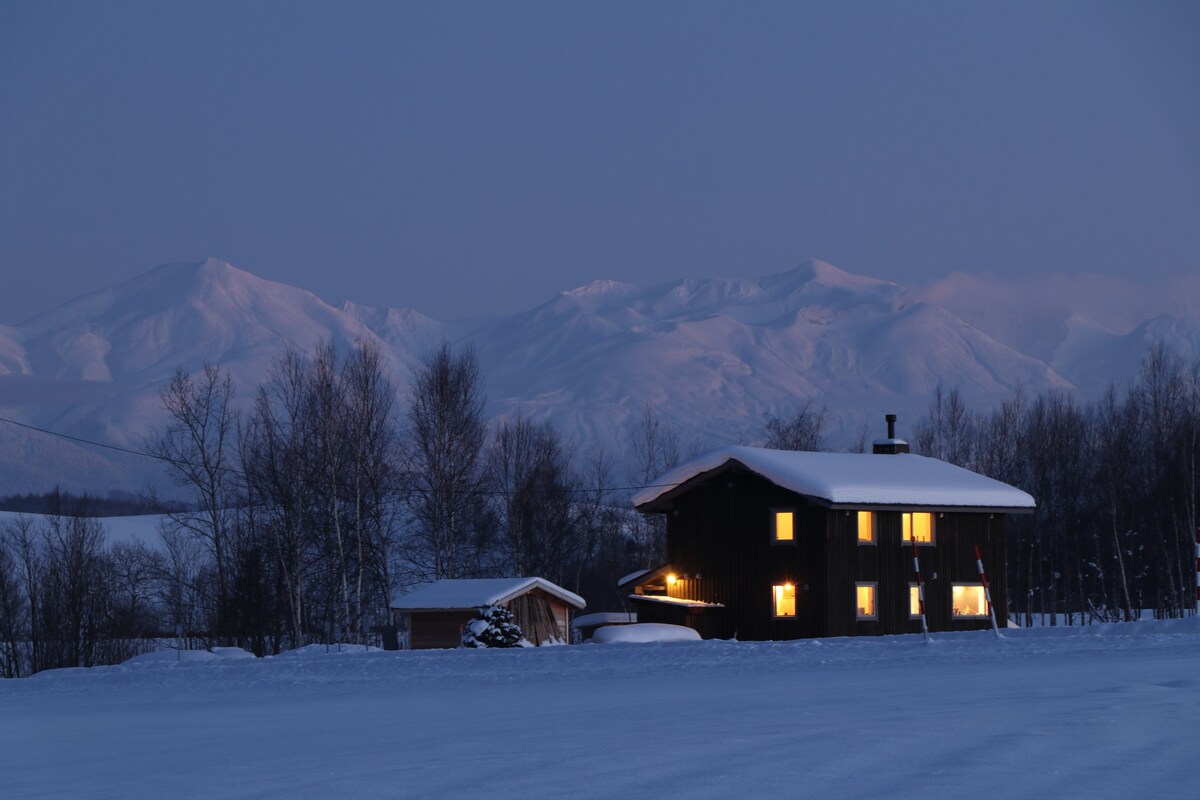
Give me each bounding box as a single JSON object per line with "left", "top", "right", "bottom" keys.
{"left": 210, "top": 647, "right": 256, "bottom": 659}
{"left": 590, "top": 623, "right": 702, "bottom": 644}
{"left": 274, "top": 643, "right": 383, "bottom": 657}
{"left": 122, "top": 649, "right": 219, "bottom": 664}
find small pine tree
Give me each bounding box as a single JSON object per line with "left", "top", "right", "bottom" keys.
{"left": 462, "top": 604, "right": 524, "bottom": 648}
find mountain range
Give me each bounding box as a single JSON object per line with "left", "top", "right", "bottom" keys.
{"left": 0, "top": 257, "right": 1197, "bottom": 495}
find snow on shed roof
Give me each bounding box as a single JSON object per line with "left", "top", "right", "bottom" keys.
{"left": 633, "top": 446, "right": 1035, "bottom": 511}
{"left": 390, "top": 578, "right": 585, "bottom": 611}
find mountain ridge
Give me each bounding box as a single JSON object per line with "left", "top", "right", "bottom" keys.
{"left": 0, "top": 257, "right": 1195, "bottom": 495}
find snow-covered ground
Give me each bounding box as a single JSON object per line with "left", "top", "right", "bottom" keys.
{"left": 0, "top": 510, "right": 166, "bottom": 547}
{"left": 3, "top": 619, "right": 1199, "bottom": 799}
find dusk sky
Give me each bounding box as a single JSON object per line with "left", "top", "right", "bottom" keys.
{"left": 1, "top": 1, "right": 1197, "bottom": 324}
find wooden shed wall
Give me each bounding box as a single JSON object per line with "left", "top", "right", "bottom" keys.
{"left": 409, "top": 610, "right": 473, "bottom": 650}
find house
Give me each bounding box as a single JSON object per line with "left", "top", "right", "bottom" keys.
{"left": 389, "top": 578, "right": 585, "bottom": 649}
{"left": 628, "top": 421, "right": 1035, "bottom": 640}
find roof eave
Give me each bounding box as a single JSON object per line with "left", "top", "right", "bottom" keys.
{"left": 824, "top": 502, "right": 1036, "bottom": 514}
{"left": 634, "top": 460, "right": 748, "bottom": 513}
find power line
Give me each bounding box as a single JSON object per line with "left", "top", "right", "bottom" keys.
{"left": 0, "top": 414, "right": 175, "bottom": 463}
{"left": 0, "top": 414, "right": 680, "bottom": 498}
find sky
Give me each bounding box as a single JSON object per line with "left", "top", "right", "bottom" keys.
{"left": 0, "top": 1, "right": 1197, "bottom": 324}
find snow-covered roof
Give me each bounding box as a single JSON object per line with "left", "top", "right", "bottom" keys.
{"left": 633, "top": 446, "right": 1035, "bottom": 511}
{"left": 628, "top": 595, "right": 725, "bottom": 609}
{"left": 617, "top": 568, "right": 653, "bottom": 587}
{"left": 390, "top": 578, "right": 586, "bottom": 611}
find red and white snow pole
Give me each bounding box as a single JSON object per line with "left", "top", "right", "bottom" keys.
{"left": 974, "top": 544, "right": 1001, "bottom": 638}
{"left": 912, "top": 540, "right": 930, "bottom": 642}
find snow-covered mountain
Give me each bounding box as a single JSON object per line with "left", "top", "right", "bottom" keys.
{"left": 0, "top": 257, "right": 1194, "bottom": 495}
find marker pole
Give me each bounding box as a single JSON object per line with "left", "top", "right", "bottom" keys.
{"left": 974, "top": 544, "right": 1001, "bottom": 638}
{"left": 912, "top": 540, "right": 930, "bottom": 643}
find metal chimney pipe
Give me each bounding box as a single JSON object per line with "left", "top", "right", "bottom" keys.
{"left": 886, "top": 414, "right": 896, "bottom": 440}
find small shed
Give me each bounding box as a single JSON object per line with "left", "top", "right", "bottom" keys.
{"left": 390, "top": 578, "right": 586, "bottom": 649}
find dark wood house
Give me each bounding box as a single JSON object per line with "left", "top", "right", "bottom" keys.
{"left": 390, "top": 578, "right": 585, "bottom": 649}
{"left": 629, "top": 434, "right": 1035, "bottom": 640}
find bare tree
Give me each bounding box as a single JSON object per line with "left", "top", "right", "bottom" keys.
{"left": 630, "top": 403, "right": 681, "bottom": 486}
{"left": 627, "top": 404, "right": 681, "bottom": 567}
{"left": 341, "top": 341, "right": 400, "bottom": 636}
{"left": 487, "top": 415, "right": 577, "bottom": 583}
{"left": 764, "top": 400, "right": 827, "bottom": 451}
{"left": 0, "top": 520, "right": 29, "bottom": 677}
{"left": 401, "top": 342, "right": 489, "bottom": 580}
{"left": 242, "top": 348, "right": 317, "bottom": 648}
{"left": 150, "top": 365, "right": 240, "bottom": 639}
{"left": 913, "top": 384, "right": 975, "bottom": 467}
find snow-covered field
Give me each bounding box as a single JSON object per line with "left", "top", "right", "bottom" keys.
{"left": 4, "top": 619, "right": 1199, "bottom": 799}
{"left": 0, "top": 510, "right": 166, "bottom": 547}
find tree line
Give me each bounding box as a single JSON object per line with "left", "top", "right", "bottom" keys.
{"left": 0, "top": 341, "right": 676, "bottom": 675}
{"left": 3, "top": 340, "right": 1195, "bottom": 675}
{"left": 911, "top": 345, "right": 1200, "bottom": 624}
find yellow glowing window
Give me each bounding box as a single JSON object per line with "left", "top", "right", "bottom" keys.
{"left": 909, "top": 584, "right": 921, "bottom": 618}
{"left": 952, "top": 584, "right": 989, "bottom": 618}
{"left": 773, "top": 584, "right": 796, "bottom": 617}
{"left": 774, "top": 511, "right": 794, "bottom": 542}
{"left": 902, "top": 512, "right": 934, "bottom": 544}
{"left": 856, "top": 583, "right": 876, "bottom": 620}
{"left": 857, "top": 511, "right": 874, "bottom": 543}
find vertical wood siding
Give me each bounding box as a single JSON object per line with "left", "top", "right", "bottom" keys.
{"left": 661, "top": 465, "right": 1010, "bottom": 639}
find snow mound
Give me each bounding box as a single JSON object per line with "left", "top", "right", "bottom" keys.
{"left": 122, "top": 649, "right": 219, "bottom": 664}
{"left": 573, "top": 612, "right": 636, "bottom": 629}
{"left": 590, "top": 623, "right": 702, "bottom": 644}
{"left": 274, "top": 643, "right": 384, "bottom": 657}
{"left": 210, "top": 647, "right": 257, "bottom": 659}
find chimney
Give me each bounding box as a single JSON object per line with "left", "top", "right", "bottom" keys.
{"left": 872, "top": 413, "right": 910, "bottom": 455}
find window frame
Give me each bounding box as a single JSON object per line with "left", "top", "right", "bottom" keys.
{"left": 855, "top": 582, "right": 878, "bottom": 621}
{"left": 951, "top": 583, "right": 989, "bottom": 619}
{"left": 771, "top": 508, "right": 797, "bottom": 545}
{"left": 900, "top": 511, "right": 936, "bottom": 546}
{"left": 856, "top": 510, "right": 876, "bottom": 545}
{"left": 772, "top": 583, "right": 797, "bottom": 619}
{"left": 908, "top": 583, "right": 922, "bottom": 619}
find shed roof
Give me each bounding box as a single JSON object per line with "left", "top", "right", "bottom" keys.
{"left": 390, "top": 578, "right": 586, "bottom": 611}
{"left": 633, "top": 446, "right": 1035, "bottom": 512}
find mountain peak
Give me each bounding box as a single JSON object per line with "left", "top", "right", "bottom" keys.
{"left": 774, "top": 259, "right": 896, "bottom": 292}
{"left": 563, "top": 279, "right": 639, "bottom": 299}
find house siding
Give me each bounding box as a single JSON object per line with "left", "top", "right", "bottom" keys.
{"left": 664, "top": 468, "right": 828, "bottom": 639}
{"left": 653, "top": 463, "right": 1011, "bottom": 640}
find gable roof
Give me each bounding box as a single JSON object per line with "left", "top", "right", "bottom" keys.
{"left": 389, "top": 577, "right": 586, "bottom": 611}
{"left": 633, "top": 445, "right": 1036, "bottom": 512}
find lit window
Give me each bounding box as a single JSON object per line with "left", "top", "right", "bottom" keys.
{"left": 902, "top": 512, "right": 934, "bottom": 544}
{"left": 774, "top": 511, "right": 794, "bottom": 542}
{"left": 773, "top": 584, "right": 796, "bottom": 617}
{"left": 857, "top": 511, "right": 875, "bottom": 544}
{"left": 856, "top": 583, "right": 877, "bottom": 620}
{"left": 952, "top": 584, "right": 989, "bottom": 618}
{"left": 909, "top": 584, "right": 921, "bottom": 618}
